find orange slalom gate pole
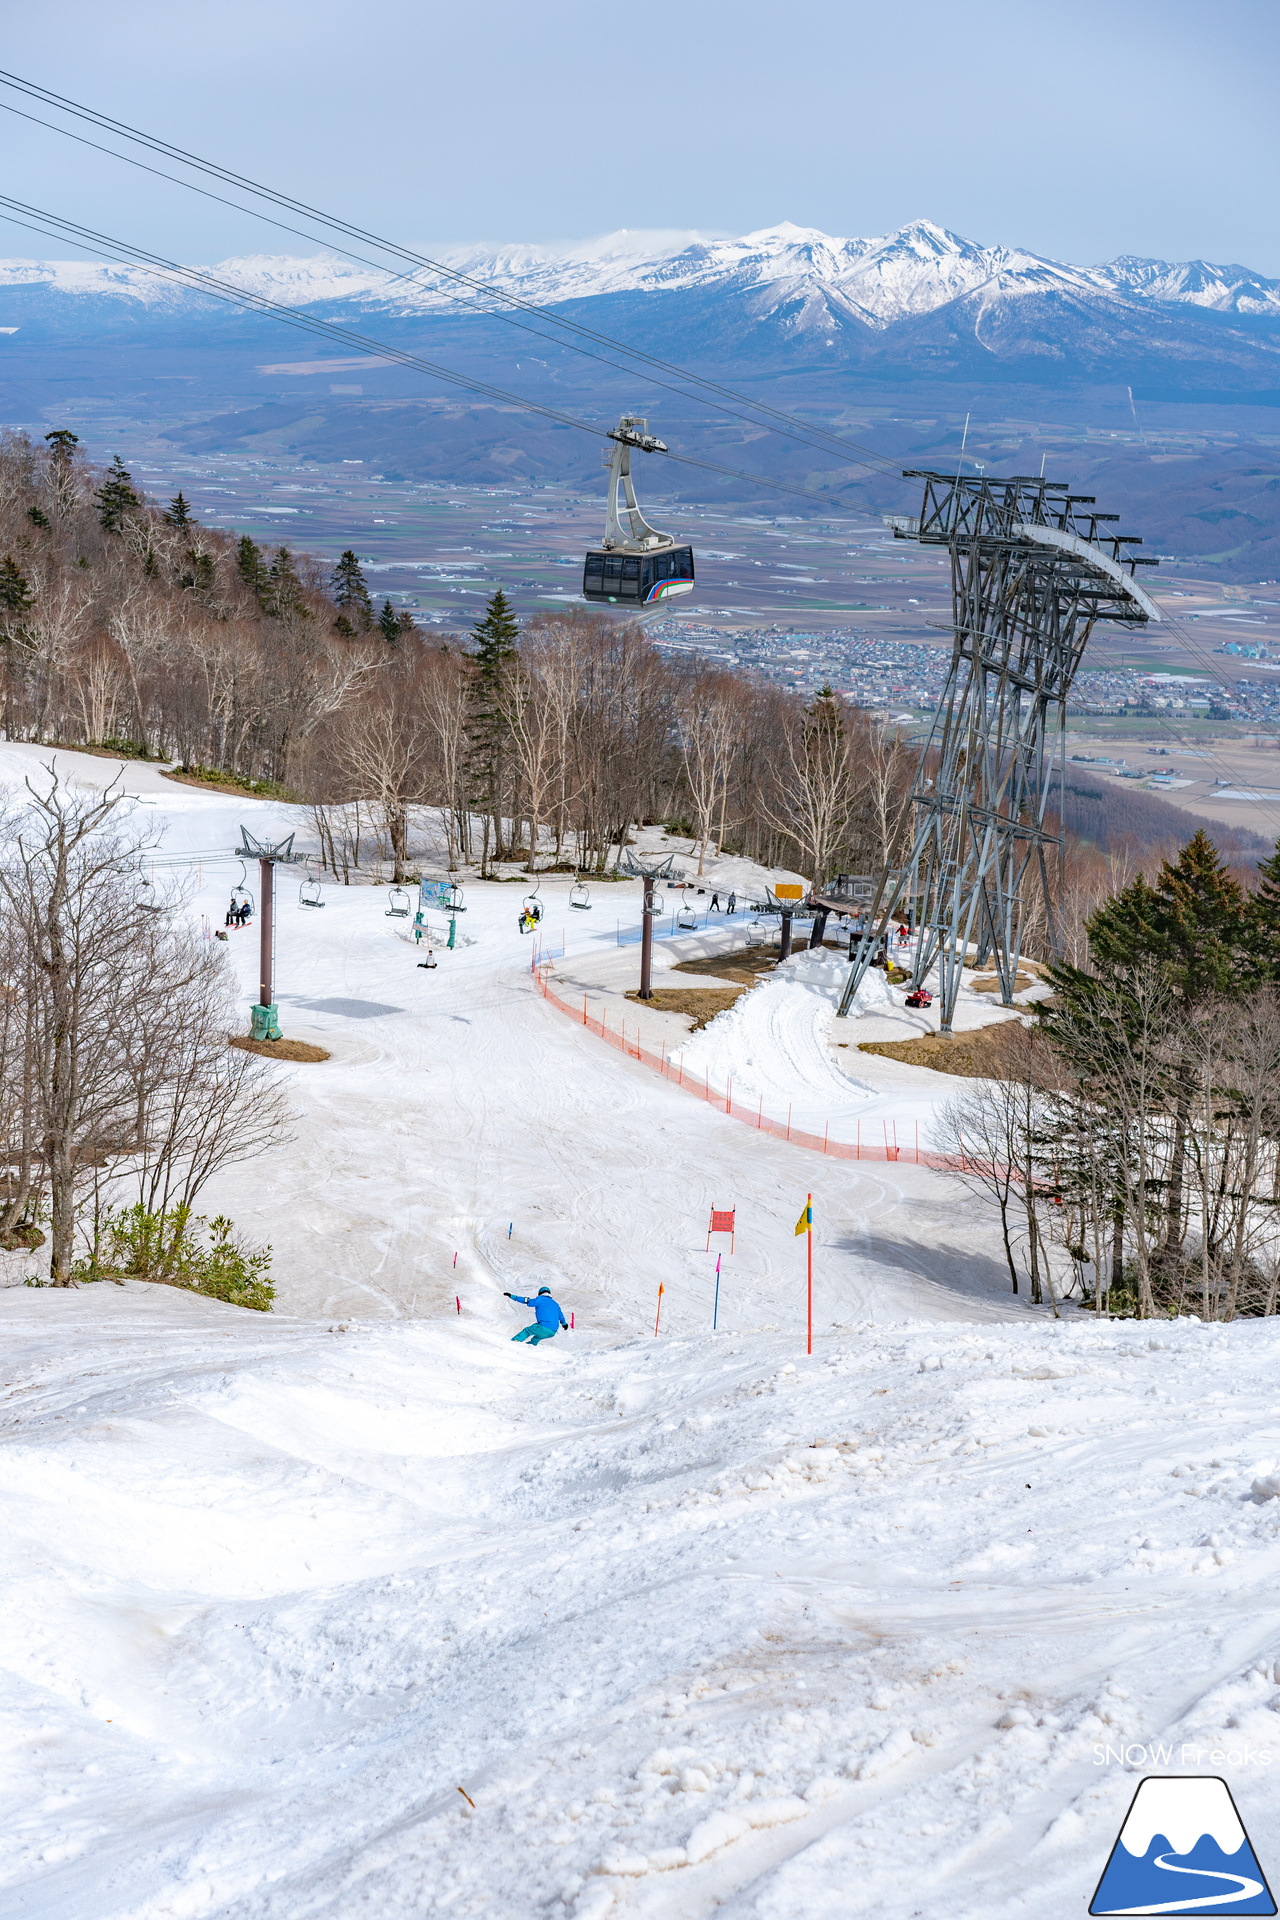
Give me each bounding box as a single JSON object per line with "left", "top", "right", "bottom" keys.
{"left": 654, "top": 1282, "right": 665, "bottom": 1337}
{"left": 806, "top": 1191, "right": 813, "bottom": 1356}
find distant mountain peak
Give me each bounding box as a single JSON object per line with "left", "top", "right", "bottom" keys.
{"left": 2, "top": 220, "right": 1277, "bottom": 345}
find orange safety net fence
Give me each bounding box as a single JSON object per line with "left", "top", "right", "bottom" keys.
{"left": 530, "top": 959, "right": 965, "bottom": 1171}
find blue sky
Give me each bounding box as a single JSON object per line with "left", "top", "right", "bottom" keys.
{"left": 3, "top": 0, "right": 1277, "bottom": 271}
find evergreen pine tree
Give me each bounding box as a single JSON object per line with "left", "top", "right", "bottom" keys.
{"left": 330, "top": 550, "right": 373, "bottom": 630}
{"left": 27, "top": 506, "right": 49, "bottom": 529}
{"left": 1074, "top": 828, "right": 1251, "bottom": 1264}
{"left": 179, "top": 551, "right": 216, "bottom": 594}
{"left": 236, "top": 535, "right": 271, "bottom": 608}
{"left": 379, "top": 598, "right": 401, "bottom": 644}
{"left": 268, "top": 547, "right": 309, "bottom": 619}
{"left": 1085, "top": 833, "right": 1249, "bottom": 1003}
{"left": 0, "top": 554, "right": 34, "bottom": 615}
{"left": 43, "top": 429, "right": 80, "bottom": 516}
{"left": 1247, "top": 838, "right": 1280, "bottom": 979}
{"left": 163, "top": 491, "right": 194, "bottom": 530}
{"left": 466, "top": 590, "right": 520, "bottom": 873}
{"left": 94, "top": 455, "right": 141, "bottom": 533}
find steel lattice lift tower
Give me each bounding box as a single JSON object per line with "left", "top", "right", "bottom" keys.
{"left": 837, "top": 470, "right": 1162, "bottom": 1033}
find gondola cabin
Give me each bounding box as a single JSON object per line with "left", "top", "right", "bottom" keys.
{"left": 582, "top": 545, "right": 695, "bottom": 605}
{"left": 584, "top": 415, "right": 696, "bottom": 606}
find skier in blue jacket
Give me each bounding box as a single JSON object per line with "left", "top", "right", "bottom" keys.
{"left": 505, "top": 1286, "right": 568, "bottom": 1344}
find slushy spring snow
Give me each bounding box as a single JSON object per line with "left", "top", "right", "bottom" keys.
{"left": 4, "top": 745, "right": 1280, "bottom": 1920}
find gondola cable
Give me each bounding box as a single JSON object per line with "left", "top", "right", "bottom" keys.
{"left": 0, "top": 70, "right": 908, "bottom": 480}
{"left": 0, "top": 194, "right": 910, "bottom": 511}
{"left": 5, "top": 181, "right": 1269, "bottom": 777}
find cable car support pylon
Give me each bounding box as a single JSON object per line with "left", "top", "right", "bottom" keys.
{"left": 835, "top": 470, "right": 1162, "bottom": 1033}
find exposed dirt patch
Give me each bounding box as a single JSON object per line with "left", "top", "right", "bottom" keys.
{"left": 856, "top": 1019, "right": 1030, "bottom": 1079}
{"left": 230, "top": 1037, "right": 332, "bottom": 1063}
{"left": 624, "top": 986, "right": 746, "bottom": 1029}
{"left": 670, "top": 945, "right": 780, "bottom": 985}
{"left": 162, "top": 770, "right": 294, "bottom": 801}
{"left": 969, "top": 973, "right": 1035, "bottom": 995}
{"left": 0, "top": 1224, "right": 46, "bottom": 1250}
{"left": 48, "top": 741, "right": 161, "bottom": 765}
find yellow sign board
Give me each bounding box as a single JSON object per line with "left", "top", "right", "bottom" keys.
{"left": 774, "top": 883, "right": 804, "bottom": 900}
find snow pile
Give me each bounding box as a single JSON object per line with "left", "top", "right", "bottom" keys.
{"left": 670, "top": 946, "right": 903, "bottom": 1143}
{"left": 6, "top": 1292, "right": 1280, "bottom": 1917}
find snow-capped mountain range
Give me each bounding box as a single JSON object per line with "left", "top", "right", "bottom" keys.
{"left": 1, "top": 218, "right": 1278, "bottom": 323}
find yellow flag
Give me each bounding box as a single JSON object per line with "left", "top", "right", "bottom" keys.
{"left": 794, "top": 1201, "right": 812, "bottom": 1236}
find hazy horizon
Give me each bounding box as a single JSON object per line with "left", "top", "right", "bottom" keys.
{"left": 1, "top": 0, "right": 1276, "bottom": 276}
{"left": 2, "top": 216, "right": 1276, "bottom": 278}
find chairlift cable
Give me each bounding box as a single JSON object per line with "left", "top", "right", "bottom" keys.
{"left": 0, "top": 71, "right": 907, "bottom": 480}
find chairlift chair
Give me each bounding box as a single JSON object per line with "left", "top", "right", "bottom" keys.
{"left": 449, "top": 882, "right": 466, "bottom": 913}
{"left": 385, "top": 885, "right": 411, "bottom": 918}
{"left": 569, "top": 880, "right": 591, "bottom": 910}
{"left": 675, "top": 889, "right": 699, "bottom": 932}
{"left": 519, "top": 883, "right": 543, "bottom": 936}
{"left": 230, "top": 859, "right": 254, "bottom": 921}
{"left": 299, "top": 866, "right": 325, "bottom": 909}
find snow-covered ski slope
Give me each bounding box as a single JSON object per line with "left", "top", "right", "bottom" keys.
{"left": 5, "top": 745, "right": 1280, "bottom": 1920}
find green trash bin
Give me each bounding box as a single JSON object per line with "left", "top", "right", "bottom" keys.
{"left": 249, "top": 1002, "right": 282, "bottom": 1042}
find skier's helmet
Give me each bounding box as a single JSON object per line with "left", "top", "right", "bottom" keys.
{"left": 537, "top": 1287, "right": 552, "bottom": 1295}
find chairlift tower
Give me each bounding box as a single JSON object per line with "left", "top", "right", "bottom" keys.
{"left": 837, "top": 471, "right": 1161, "bottom": 1032}
{"left": 237, "top": 827, "right": 299, "bottom": 1042}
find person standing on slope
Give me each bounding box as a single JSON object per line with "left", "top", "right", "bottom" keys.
{"left": 505, "top": 1286, "right": 568, "bottom": 1344}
